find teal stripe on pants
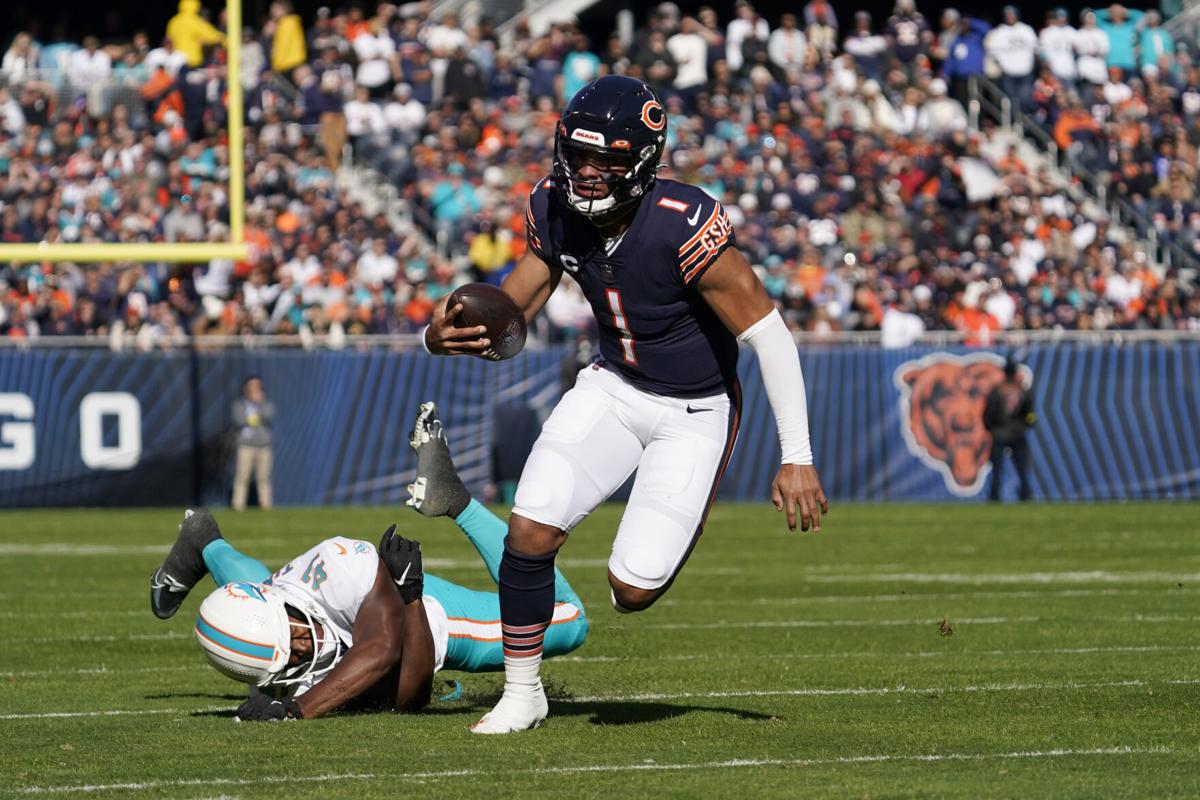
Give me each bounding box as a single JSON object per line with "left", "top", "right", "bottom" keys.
{"left": 426, "top": 574, "right": 588, "bottom": 673}
{"left": 431, "top": 499, "right": 590, "bottom": 672}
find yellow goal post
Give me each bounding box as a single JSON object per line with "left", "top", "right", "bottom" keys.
{"left": 0, "top": 0, "right": 248, "bottom": 264}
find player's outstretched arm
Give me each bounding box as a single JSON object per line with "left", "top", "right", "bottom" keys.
{"left": 378, "top": 527, "right": 435, "bottom": 711}
{"left": 394, "top": 595, "right": 435, "bottom": 711}
{"left": 424, "top": 252, "right": 561, "bottom": 355}
{"left": 292, "top": 562, "right": 407, "bottom": 720}
{"left": 500, "top": 250, "right": 563, "bottom": 325}
{"left": 697, "top": 247, "right": 829, "bottom": 532}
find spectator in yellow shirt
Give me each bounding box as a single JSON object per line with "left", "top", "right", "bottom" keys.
{"left": 268, "top": 0, "right": 307, "bottom": 75}
{"left": 165, "top": 0, "right": 224, "bottom": 68}
{"left": 468, "top": 221, "right": 514, "bottom": 280}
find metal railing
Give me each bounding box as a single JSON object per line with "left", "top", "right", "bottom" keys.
{"left": 432, "top": 0, "right": 525, "bottom": 27}
{"left": 968, "top": 74, "right": 1200, "bottom": 279}
{"left": 0, "top": 333, "right": 425, "bottom": 351}
{"left": 1165, "top": 0, "right": 1200, "bottom": 49}
{"left": 4, "top": 68, "right": 154, "bottom": 125}
{"left": 1, "top": 329, "right": 1195, "bottom": 351}
{"left": 792, "top": 329, "right": 1200, "bottom": 346}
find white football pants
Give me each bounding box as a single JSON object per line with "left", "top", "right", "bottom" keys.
{"left": 513, "top": 364, "right": 741, "bottom": 590}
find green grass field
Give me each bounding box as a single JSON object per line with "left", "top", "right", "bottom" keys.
{"left": 2, "top": 502, "right": 1198, "bottom": 798}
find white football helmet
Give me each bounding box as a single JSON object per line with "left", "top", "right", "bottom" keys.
{"left": 194, "top": 582, "right": 343, "bottom": 688}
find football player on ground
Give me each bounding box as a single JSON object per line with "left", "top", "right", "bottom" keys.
{"left": 148, "top": 403, "right": 589, "bottom": 721}
{"left": 424, "top": 75, "right": 828, "bottom": 733}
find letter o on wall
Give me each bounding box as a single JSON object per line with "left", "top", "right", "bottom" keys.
{"left": 80, "top": 392, "right": 142, "bottom": 470}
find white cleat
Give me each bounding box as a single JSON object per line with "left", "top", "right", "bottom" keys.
{"left": 469, "top": 684, "right": 549, "bottom": 734}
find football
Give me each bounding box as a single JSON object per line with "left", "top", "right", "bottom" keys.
{"left": 447, "top": 283, "right": 527, "bottom": 361}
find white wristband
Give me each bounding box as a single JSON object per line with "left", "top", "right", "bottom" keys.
{"left": 420, "top": 324, "right": 434, "bottom": 355}
{"left": 737, "top": 310, "right": 813, "bottom": 465}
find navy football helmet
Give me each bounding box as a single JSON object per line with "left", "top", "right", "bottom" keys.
{"left": 553, "top": 76, "right": 667, "bottom": 222}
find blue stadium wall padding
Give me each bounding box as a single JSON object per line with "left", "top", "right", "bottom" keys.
{"left": 724, "top": 342, "right": 1200, "bottom": 503}
{"left": 0, "top": 342, "right": 1195, "bottom": 507}
{"left": 0, "top": 349, "right": 196, "bottom": 507}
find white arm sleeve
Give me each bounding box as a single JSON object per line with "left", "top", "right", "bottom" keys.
{"left": 737, "top": 309, "right": 813, "bottom": 465}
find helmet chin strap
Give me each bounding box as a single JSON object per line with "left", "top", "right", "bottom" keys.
{"left": 566, "top": 165, "right": 644, "bottom": 221}
{"left": 566, "top": 181, "right": 620, "bottom": 217}
{"left": 555, "top": 137, "right": 659, "bottom": 227}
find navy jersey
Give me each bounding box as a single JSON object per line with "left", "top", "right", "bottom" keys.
{"left": 527, "top": 177, "right": 739, "bottom": 398}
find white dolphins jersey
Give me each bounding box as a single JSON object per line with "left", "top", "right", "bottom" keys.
{"left": 267, "top": 536, "right": 449, "bottom": 695}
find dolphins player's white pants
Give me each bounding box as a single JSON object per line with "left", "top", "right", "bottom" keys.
{"left": 513, "top": 363, "right": 741, "bottom": 591}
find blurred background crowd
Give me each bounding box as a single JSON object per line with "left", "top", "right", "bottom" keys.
{"left": 1, "top": 0, "right": 1199, "bottom": 346}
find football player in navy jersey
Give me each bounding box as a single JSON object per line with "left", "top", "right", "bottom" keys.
{"left": 424, "top": 75, "right": 828, "bottom": 734}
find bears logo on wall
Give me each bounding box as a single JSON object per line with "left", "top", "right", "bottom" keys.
{"left": 893, "top": 353, "right": 1032, "bottom": 496}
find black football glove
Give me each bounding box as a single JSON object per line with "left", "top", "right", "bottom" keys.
{"left": 235, "top": 693, "right": 303, "bottom": 722}
{"left": 379, "top": 524, "right": 424, "bottom": 604}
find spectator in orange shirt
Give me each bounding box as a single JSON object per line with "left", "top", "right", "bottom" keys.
{"left": 853, "top": 284, "right": 884, "bottom": 328}
{"left": 235, "top": 213, "right": 273, "bottom": 280}
{"left": 995, "top": 144, "right": 1028, "bottom": 175}
{"left": 344, "top": 6, "right": 371, "bottom": 42}
{"left": 796, "top": 257, "right": 827, "bottom": 299}
{"left": 1052, "top": 97, "right": 1100, "bottom": 151}
{"left": 959, "top": 305, "right": 1001, "bottom": 345}
{"left": 404, "top": 284, "right": 434, "bottom": 328}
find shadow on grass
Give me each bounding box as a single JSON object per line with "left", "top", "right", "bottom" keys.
{"left": 549, "top": 699, "right": 776, "bottom": 726}
{"left": 190, "top": 708, "right": 239, "bottom": 718}
{"left": 420, "top": 697, "right": 777, "bottom": 726}
{"left": 145, "top": 692, "right": 246, "bottom": 701}
{"left": 188, "top": 701, "right": 776, "bottom": 725}
{"left": 176, "top": 676, "right": 780, "bottom": 726}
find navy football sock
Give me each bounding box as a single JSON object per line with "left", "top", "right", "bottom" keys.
{"left": 498, "top": 539, "right": 557, "bottom": 687}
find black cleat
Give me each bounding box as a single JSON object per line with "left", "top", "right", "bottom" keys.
{"left": 149, "top": 508, "right": 223, "bottom": 619}
{"left": 406, "top": 402, "right": 471, "bottom": 519}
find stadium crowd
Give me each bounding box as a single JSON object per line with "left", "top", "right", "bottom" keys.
{"left": 1, "top": 0, "right": 1199, "bottom": 346}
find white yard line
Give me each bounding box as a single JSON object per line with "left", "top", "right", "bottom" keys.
{"left": 556, "top": 678, "right": 1200, "bottom": 704}
{"left": 640, "top": 616, "right": 1043, "bottom": 630}
{"left": 1, "top": 664, "right": 203, "bottom": 679}
{"left": 15, "top": 772, "right": 467, "bottom": 795}
{"left": 0, "top": 544, "right": 171, "bottom": 556}
{"left": 13, "top": 747, "right": 1174, "bottom": 795}
{"left": 800, "top": 571, "right": 1200, "bottom": 585}
{"left": 15, "top": 612, "right": 1197, "bottom": 645}
{"left": 4, "top": 585, "right": 1173, "bottom": 607}
{"left": 0, "top": 609, "right": 155, "bottom": 620}
{"left": 7, "top": 643, "right": 1197, "bottom": 679}
{"left": 19, "top": 632, "right": 190, "bottom": 644}
{"left": 0, "top": 706, "right": 228, "bottom": 721}
{"left": 659, "top": 588, "right": 1192, "bottom": 606}
{"left": 638, "top": 613, "right": 1200, "bottom": 631}
{"left": 4, "top": 586, "right": 1184, "bottom": 615}
{"left": 5, "top": 678, "right": 1197, "bottom": 720}
{"left": 15, "top": 553, "right": 1196, "bottom": 586}
{"left": 0, "top": 550, "right": 688, "bottom": 571}
{"left": 560, "top": 644, "right": 1200, "bottom": 663}
{"left": 0, "top": 540, "right": 289, "bottom": 557}
{"left": 4, "top": 574, "right": 1194, "bottom": 607}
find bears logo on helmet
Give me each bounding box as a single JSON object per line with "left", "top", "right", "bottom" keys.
{"left": 640, "top": 100, "right": 666, "bottom": 131}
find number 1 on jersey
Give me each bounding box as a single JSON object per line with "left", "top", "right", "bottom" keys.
{"left": 605, "top": 289, "right": 638, "bottom": 365}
